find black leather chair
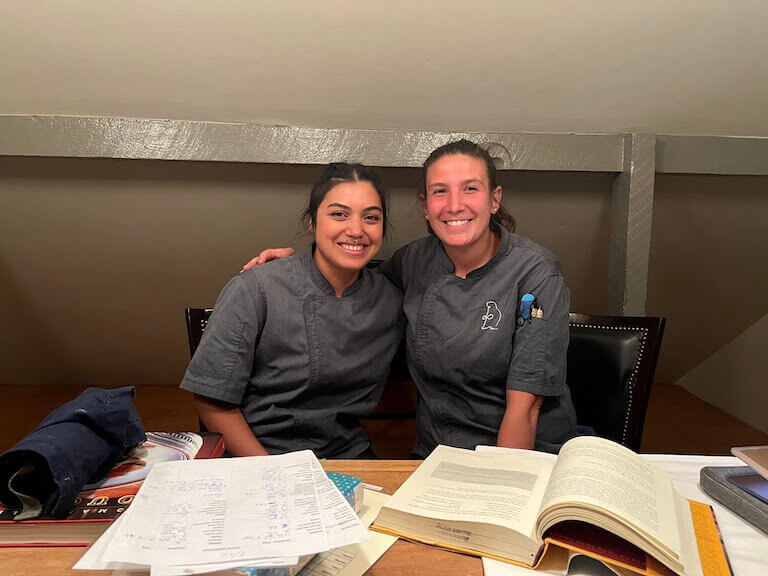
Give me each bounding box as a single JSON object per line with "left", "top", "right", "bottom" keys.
{"left": 185, "top": 307, "right": 213, "bottom": 358}
{"left": 567, "top": 313, "right": 666, "bottom": 451}
{"left": 185, "top": 308, "right": 214, "bottom": 432}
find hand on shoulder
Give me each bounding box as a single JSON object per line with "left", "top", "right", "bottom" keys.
{"left": 241, "top": 247, "right": 297, "bottom": 271}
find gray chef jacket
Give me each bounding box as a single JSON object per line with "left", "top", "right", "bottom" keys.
{"left": 380, "top": 226, "right": 577, "bottom": 457}
{"left": 180, "top": 250, "right": 404, "bottom": 458}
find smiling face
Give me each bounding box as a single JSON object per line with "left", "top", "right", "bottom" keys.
{"left": 423, "top": 153, "right": 502, "bottom": 253}
{"left": 311, "top": 180, "right": 384, "bottom": 280}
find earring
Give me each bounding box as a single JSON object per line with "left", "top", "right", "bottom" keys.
{"left": 425, "top": 215, "right": 429, "bottom": 220}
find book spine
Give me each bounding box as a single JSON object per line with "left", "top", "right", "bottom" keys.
{"left": 69, "top": 494, "right": 135, "bottom": 521}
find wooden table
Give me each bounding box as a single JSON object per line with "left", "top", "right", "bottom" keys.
{"left": 0, "top": 460, "right": 483, "bottom": 576}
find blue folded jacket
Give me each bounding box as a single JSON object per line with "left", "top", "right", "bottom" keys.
{"left": 0, "top": 386, "right": 146, "bottom": 519}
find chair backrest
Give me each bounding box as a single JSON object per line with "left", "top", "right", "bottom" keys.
{"left": 567, "top": 313, "right": 666, "bottom": 451}
{"left": 185, "top": 308, "right": 214, "bottom": 433}
{"left": 185, "top": 308, "right": 213, "bottom": 357}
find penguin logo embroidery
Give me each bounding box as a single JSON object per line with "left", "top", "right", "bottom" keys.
{"left": 481, "top": 301, "right": 502, "bottom": 331}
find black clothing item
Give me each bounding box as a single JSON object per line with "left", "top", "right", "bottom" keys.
{"left": 0, "top": 386, "right": 145, "bottom": 519}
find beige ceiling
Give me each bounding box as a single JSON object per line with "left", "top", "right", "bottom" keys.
{"left": 2, "top": 1, "right": 766, "bottom": 136}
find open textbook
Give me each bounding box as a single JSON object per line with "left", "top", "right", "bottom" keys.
{"left": 371, "top": 436, "right": 731, "bottom": 576}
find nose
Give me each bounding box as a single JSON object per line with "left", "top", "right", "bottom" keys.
{"left": 346, "top": 217, "right": 363, "bottom": 238}
{"left": 446, "top": 189, "right": 463, "bottom": 212}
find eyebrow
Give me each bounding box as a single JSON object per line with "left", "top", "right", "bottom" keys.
{"left": 326, "top": 203, "right": 382, "bottom": 212}
{"left": 428, "top": 178, "right": 485, "bottom": 189}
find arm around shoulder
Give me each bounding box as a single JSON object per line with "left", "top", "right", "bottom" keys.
{"left": 241, "top": 247, "right": 296, "bottom": 271}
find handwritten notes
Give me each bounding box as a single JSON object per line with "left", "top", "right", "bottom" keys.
{"left": 75, "top": 450, "right": 367, "bottom": 575}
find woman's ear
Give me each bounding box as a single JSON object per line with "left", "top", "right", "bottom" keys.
{"left": 491, "top": 186, "right": 502, "bottom": 213}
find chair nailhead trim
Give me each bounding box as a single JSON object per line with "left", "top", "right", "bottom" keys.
{"left": 570, "top": 323, "right": 649, "bottom": 447}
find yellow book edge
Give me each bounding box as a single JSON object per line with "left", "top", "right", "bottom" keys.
{"left": 370, "top": 499, "right": 732, "bottom": 576}
{"left": 687, "top": 500, "right": 732, "bottom": 576}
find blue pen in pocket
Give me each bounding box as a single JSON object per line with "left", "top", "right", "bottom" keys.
{"left": 517, "top": 293, "right": 535, "bottom": 325}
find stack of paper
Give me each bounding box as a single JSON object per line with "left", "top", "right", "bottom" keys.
{"left": 73, "top": 450, "right": 369, "bottom": 575}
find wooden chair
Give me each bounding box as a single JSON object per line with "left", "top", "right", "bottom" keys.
{"left": 567, "top": 313, "right": 666, "bottom": 451}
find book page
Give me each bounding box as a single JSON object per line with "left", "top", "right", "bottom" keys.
{"left": 537, "top": 436, "right": 681, "bottom": 558}
{"left": 384, "top": 445, "right": 554, "bottom": 539}
{"left": 675, "top": 493, "right": 704, "bottom": 576}
{"left": 298, "top": 489, "right": 398, "bottom": 576}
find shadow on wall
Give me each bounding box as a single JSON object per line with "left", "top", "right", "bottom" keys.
{"left": 648, "top": 173, "right": 768, "bottom": 384}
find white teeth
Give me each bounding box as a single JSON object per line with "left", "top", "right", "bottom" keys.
{"left": 339, "top": 243, "right": 365, "bottom": 252}
{"left": 445, "top": 219, "right": 471, "bottom": 227}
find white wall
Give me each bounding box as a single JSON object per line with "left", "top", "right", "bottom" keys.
{"left": 647, "top": 173, "right": 768, "bottom": 384}
{"left": 2, "top": 1, "right": 767, "bottom": 136}
{"left": 677, "top": 313, "right": 768, "bottom": 434}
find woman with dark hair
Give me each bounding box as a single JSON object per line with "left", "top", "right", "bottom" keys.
{"left": 247, "top": 140, "right": 580, "bottom": 456}
{"left": 181, "top": 163, "right": 403, "bottom": 458}
{"left": 380, "top": 139, "right": 578, "bottom": 457}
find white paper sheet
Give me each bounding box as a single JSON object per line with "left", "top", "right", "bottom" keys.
{"left": 73, "top": 515, "right": 145, "bottom": 572}
{"left": 97, "top": 450, "right": 366, "bottom": 568}
{"left": 145, "top": 458, "right": 370, "bottom": 576}
{"left": 298, "top": 489, "right": 397, "bottom": 576}
{"left": 73, "top": 492, "right": 300, "bottom": 575}
{"left": 311, "top": 459, "right": 370, "bottom": 550}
